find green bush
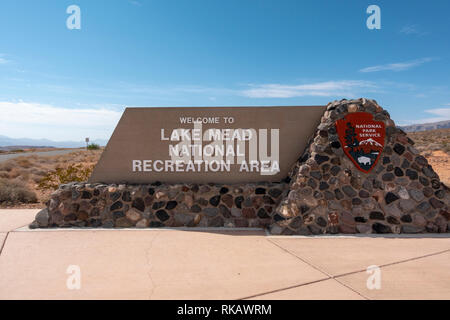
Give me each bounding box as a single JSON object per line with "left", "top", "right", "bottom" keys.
{"left": 0, "top": 178, "right": 37, "bottom": 205}
{"left": 38, "top": 164, "right": 93, "bottom": 191}
{"left": 87, "top": 143, "right": 100, "bottom": 150}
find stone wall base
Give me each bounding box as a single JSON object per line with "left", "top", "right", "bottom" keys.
{"left": 31, "top": 182, "right": 289, "bottom": 229}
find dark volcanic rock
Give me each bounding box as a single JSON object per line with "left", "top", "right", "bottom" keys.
{"left": 385, "top": 192, "right": 399, "bottom": 205}
{"left": 372, "top": 223, "right": 392, "bottom": 234}
{"left": 209, "top": 195, "right": 221, "bottom": 207}
{"left": 132, "top": 198, "right": 145, "bottom": 212}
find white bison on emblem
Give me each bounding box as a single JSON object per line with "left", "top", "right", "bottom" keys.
{"left": 357, "top": 156, "right": 372, "bottom": 166}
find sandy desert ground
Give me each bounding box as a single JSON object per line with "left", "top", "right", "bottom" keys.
{"left": 408, "top": 128, "right": 450, "bottom": 186}
{"left": 0, "top": 149, "right": 102, "bottom": 208}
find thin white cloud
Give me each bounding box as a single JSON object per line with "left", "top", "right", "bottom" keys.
{"left": 128, "top": 0, "right": 142, "bottom": 6}
{"left": 0, "top": 101, "right": 122, "bottom": 141}
{"left": 400, "top": 25, "right": 428, "bottom": 36}
{"left": 425, "top": 108, "right": 450, "bottom": 119}
{"left": 359, "top": 57, "right": 434, "bottom": 73}
{"left": 398, "top": 108, "right": 450, "bottom": 125}
{"left": 0, "top": 54, "right": 10, "bottom": 64}
{"left": 241, "top": 80, "right": 376, "bottom": 98}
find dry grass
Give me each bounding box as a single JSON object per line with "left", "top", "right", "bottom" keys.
{"left": 0, "top": 150, "right": 102, "bottom": 208}
{"left": 0, "top": 178, "right": 37, "bottom": 205}
{"left": 407, "top": 128, "right": 450, "bottom": 187}
{"left": 408, "top": 128, "right": 450, "bottom": 154}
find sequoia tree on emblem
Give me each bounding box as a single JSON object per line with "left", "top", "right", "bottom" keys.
{"left": 336, "top": 112, "right": 385, "bottom": 173}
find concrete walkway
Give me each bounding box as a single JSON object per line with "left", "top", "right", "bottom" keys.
{"left": 0, "top": 209, "right": 449, "bottom": 300}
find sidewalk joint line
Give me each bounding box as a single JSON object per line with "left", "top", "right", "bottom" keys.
{"left": 238, "top": 277, "right": 332, "bottom": 300}
{"left": 330, "top": 277, "right": 369, "bottom": 300}
{"left": 145, "top": 231, "right": 160, "bottom": 299}
{"left": 264, "top": 238, "right": 370, "bottom": 300}
{"left": 333, "top": 248, "right": 450, "bottom": 279}
{"left": 253, "top": 239, "right": 450, "bottom": 300}
{"left": 266, "top": 237, "right": 333, "bottom": 277}
{"left": 0, "top": 232, "right": 10, "bottom": 257}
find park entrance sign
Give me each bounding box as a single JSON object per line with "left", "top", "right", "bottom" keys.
{"left": 89, "top": 106, "right": 327, "bottom": 184}
{"left": 32, "top": 98, "right": 449, "bottom": 235}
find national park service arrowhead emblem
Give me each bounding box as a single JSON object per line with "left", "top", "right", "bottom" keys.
{"left": 336, "top": 112, "right": 385, "bottom": 173}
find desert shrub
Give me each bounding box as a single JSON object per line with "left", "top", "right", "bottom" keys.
{"left": 38, "top": 164, "right": 93, "bottom": 191}
{"left": 14, "top": 174, "right": 29, "bottom": 183}
{"left": 0, "top": 161, "right": 14, "bottom": 172}
{"left": 6, "top": 166, "right": 33, "bottom": 180}
{"left": 443, "top": 142, "right": 450, "bottom": 153}
{"left": 31, "top": 174, "right": 44, "bottom": 183}
{"left": 87, "top": 143, "right": 100, "bottom": 150}
{"left": 29, "top": 168, "right": 47, "bottom": 176}
{"left": 37, "top": 158, "right": 49, "bottom": 164}
{"left": 0, "top": 178, "right": 37, "bottom": 205}
{"left": 7, "top": 167, "right": 22, "bottom": 179}
{"left": 15, "top": 158, "right": 33, "bottom": 168}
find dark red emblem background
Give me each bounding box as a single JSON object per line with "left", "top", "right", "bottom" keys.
{"left": 336, "top": 112, "right": 385, "bottom": 173}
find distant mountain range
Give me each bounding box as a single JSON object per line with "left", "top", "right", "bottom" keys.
{"left": 0, "top": 135, "right": 108, "bottom": 148}
{"left": 400, "top": 120, "right": 450, "bottom": 132}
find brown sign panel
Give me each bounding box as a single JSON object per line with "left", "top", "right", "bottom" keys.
{"left": 89, "top": 106, "right": 326, "bottom": 184}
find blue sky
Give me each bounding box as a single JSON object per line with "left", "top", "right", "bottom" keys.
{"left": 0, "top": 0, "right": 449, "bottom": 141}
